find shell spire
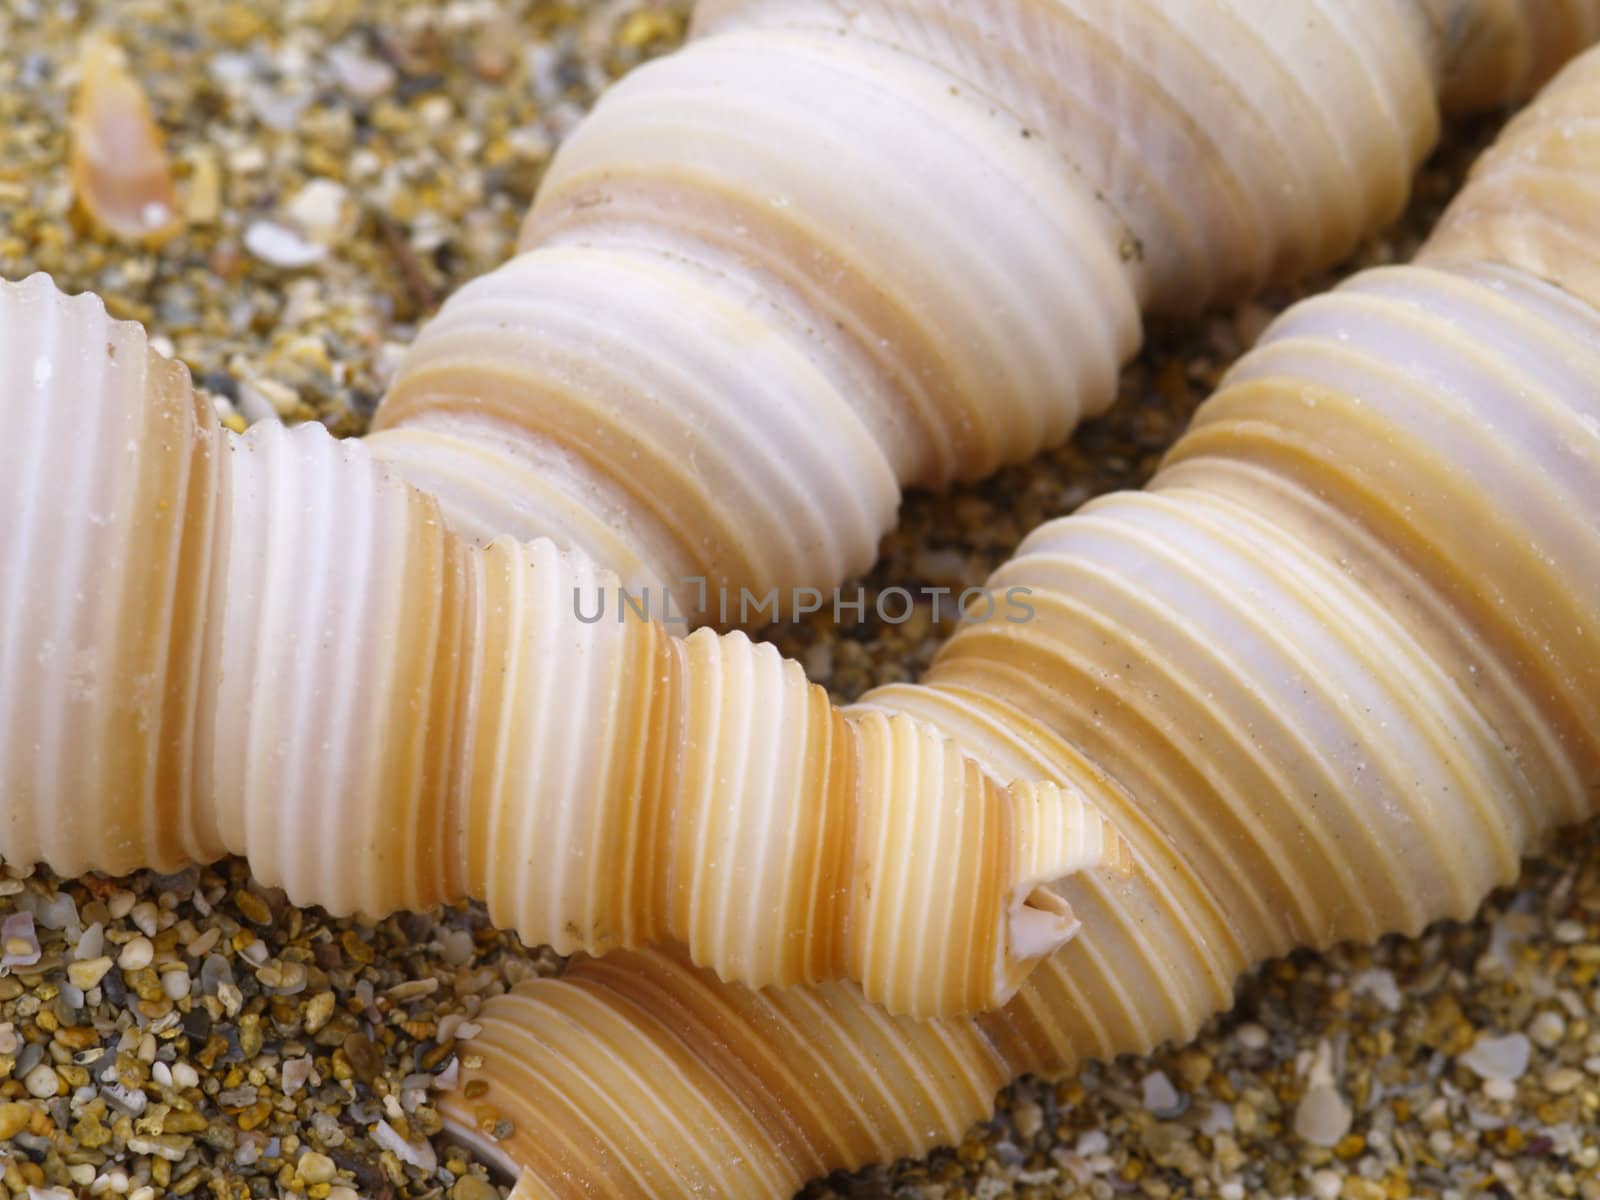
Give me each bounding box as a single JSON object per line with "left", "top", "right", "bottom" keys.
{"left": 0, "top": 272, "right": 1122, "bottom": 1019}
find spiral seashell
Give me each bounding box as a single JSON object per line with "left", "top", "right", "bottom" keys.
{"left": 1418, "top": 0, "right": 1600, "bottom": 113}
{"left": 69, "top": 36, "right": 182, "bottom": 244}
{"left": 364, "top": 0, "right": 1600, "bottom": 619}
{"left": 7, "top": 1, "right": 1600, "bottom": 1192}
{"left": 0, "top": 272, "right": 1128, "bottom": 1018}
{"left": 1419, "top": 44, "right": 1600, "bottom": 308}
{"left": 435, "top": 45, "right": 1600, "bottom": 1197}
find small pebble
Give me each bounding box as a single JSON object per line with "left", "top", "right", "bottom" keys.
{"left": 1350, "top": 968, "right": 1402, "bottom": 1012}
{"left": 451, "top": 1178, "right": 500, "bottom": 1200}
{"left": 233, "top": 890, "right": 273, "bottom": 926}
{"left": 373, "top": 1119, "right": 438, "bottom": 1172}
{"left": 1528, "top": 1010, "right": 1566, "bottom": 1049}
{"left": 1011, "top": 1099, "right": 1043, "bottom": 1140}
{"left": 1484, "top": 1077, "right": 1519, "bottom": 1102}
{"left": 1461, "top": 1032, "right": 1532, "bottom": 1082}
{"left": 285, "top": 178, "right": 350, "bottom": 244}
{"left": 67, "top": 956, "right": 112, "bottom": 991}
{"left": 244, "top": 220, "right": 328, "bottom": 268}
{"left": 74, "top": 921, "right": 104, "bottom": 960}
{"left": 1141, "top": 1070, "right": 1183, "bottom": 1117}
{"left": 304, "top": 990, "right": 336, "bottom": 1034}
{"left": 0, "top": 1102, "right": 31, "bottom": 1139}
{"left": 117, "top": 936, "right": 154, "bottom": 971}
{"left": 23, "top": 1062, "right": 61, "bottom": 1098}
{"left": 1235, "top": 1023, "right": 1269, "bottom": 1050}
{"left": 282, "top": 1055, "right": 314, "bottom": 1095}
{"left": 328, "top": 44, "right": 396, "bottom": 100}
{"left": 1544, "top": 1066, "right": 1584, "bottom": 1094}
{"left": 2, "top": 911, "right": 40, "bottom": 966}
{"left": 1295, "top": 1084, "right": 1353, "bottom": 1147}
{"left": 162, "top": 967, "right": 192, "bottom": 1001}
{"left": 298, "top": 1151, "right": 336, "bottom": 1184}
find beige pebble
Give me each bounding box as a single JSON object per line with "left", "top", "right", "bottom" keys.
{"left": 24, "top": 1062, "right": 61, "bottom": 1098}
{"left": 186, "top": 926, "right": 221, "bottom": 957}
{"left": 67, "top": 956, "right": 113, "bottom": 991}
{"left": 1529, "top": 1010, "right": 1567, "bottom": 1049}
{"left": 186, "top": 150, "right": 223, "bottom": 225}
{"left": 451, "top": 1177, "right": 500, "bottom": 1200}
{"left": 298, "top": 1151, "right": 336, "bottom": 1184}
{"left": 118, "top": 936, "right": 154, "bottom": 971}
{"left": 1545, "top": 1066, "right": 1585, "bottom": 1095}
{"left": 1483, "top": 1077, "right": 1518, "bottom": 1102}
{"left": 0, "top": 1101, "right": 32, "bottom": 1138}
{"left": 161, "top": 967, "right": 192, "bottom": 1001}
{"left": 1011, "top": 1099, "right": 1043, "bottom": 1140}
{"left": 303, "top": 991, "right": 336, "bottom": 1035}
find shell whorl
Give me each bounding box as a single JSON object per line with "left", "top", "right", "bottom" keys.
{"left": 1418, "top": 0, "right": 1600, "bottom": 113}
{"left": 365, "top": 0, "right": 1509, "bottom": 615}
{"left": 1420, "top": 45, "right": 1600, "bottom": 310}
{"left": 0, "top": 273, "right": 1124, "bottom": 1018}
{"left": 441, "top": 46, "right": 1600, "bottom": 1198}
{"left": 11, "top": 3, "right": 1600, "bottom": 1194}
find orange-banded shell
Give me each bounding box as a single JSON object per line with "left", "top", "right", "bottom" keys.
{"left": 0, "top": 273, "right": 1125, "bottom": 1020}
{"left": 434, "top": 44, "right": 1600, "bottom": 1198}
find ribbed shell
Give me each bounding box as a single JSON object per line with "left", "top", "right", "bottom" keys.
{"left": 444, "top": 257, "right": 1600, "bottom": 1200}
{"left": 1419, "top": 0, "right": 1600, "bottom": 113}
{"left": 0, "top": 275, "right": 1124, "bottom": 1018}
{"left": 366, "top": 0, "right": 1472, "bottom": 617}
{"left": 692, "top": 0, "right": 1438, "bottom": 307}
{"left": 0, "top": 274, "right": 221, "bottom": 875}
{"left": 1421, "top": 46, "right": 1600, "bottom": 309}
{"left": 438, "top": 45, "right": 1600, "bottom": 1196}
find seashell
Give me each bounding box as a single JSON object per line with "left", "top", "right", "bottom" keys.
{"left": 431, "top": 46, "right": 1600, "bottom": 1197}
{"left": 5, "top": 1, "right": 1600, "bottom": 1194}
{"left": 1417, "top": 0, "right": 1600, "bottom": 113}
{"left": 357, "top": 1, "right": 1417, "bottom": 614}
{"left": 1419, "top": 44, "right": 1600, "bottom": 310}
{"left": 0, "top": 273, "right": 1123, "bottom": 1020}
{"left": 69, "top": 36, "right": 183, "bottom": 245}
{"left": 359, "top": 0, "right": 1600, "bottom": 624}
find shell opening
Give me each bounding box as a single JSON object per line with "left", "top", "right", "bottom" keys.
{"left": 1009, "top": 884, "right": 1081, "bottom": 963}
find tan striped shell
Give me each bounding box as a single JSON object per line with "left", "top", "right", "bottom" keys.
{"left": 9, "top": 0, "right": 1600, "bottom": 1194}
{"left": 434, "top": 44, "right": 1600, "bottom": 1199}
{"left": 0, "top": 274, "right": 1129, "bottom": 1019}
{"left": 361, "top": 0, "right": 1465, "bottom": 617}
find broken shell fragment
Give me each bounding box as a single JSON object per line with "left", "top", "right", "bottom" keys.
{"left": 70, "top": 36, "right": 183, "bottom": 244}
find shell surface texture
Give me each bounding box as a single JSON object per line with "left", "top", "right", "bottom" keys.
{"left": 3, "top": 1, "right": 1600, "bottom": 1199}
